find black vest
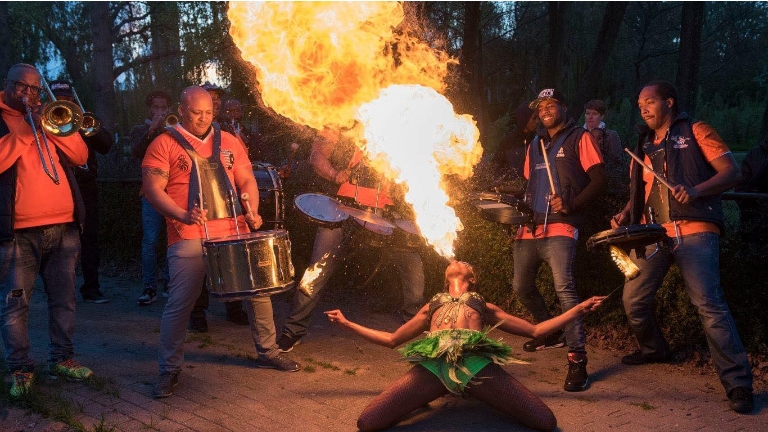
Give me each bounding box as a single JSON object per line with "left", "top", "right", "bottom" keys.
{"left": 526, "top": 119, "right": 589, "bottom": 227}
{"left": 629, "top": 113, "right": 725, "bottom": 232}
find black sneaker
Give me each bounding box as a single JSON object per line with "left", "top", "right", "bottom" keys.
{"left": 564, "top": 353, "right": 589, "bottom": 392}
{"left": 255, "top": 354, "right": 300, "bottom": 372}
{"left": 728, "top": 387, "right": 754, "bottom": 414}
{"left": 276, "top": 333, "right": 302, "bottom": 353}
{"left": 621, "top": 350, "right": 669, "bottom": 366}
{"left": 226, "top": 309, "right": 249, "bottom": 326}
{"left": 523, "top": 330, "right": 566, "bottom": 352}
{"left": 137, "top": 287, "right": 157, "bottom": 306}
{"left": 83, "top": 292, "right": 109, "bottom": 304}
{"left": 152, "top": 371, "right": 180, "bottom": 399}
{"left": 188, "top": 315, "right": 208, "bottom": 333}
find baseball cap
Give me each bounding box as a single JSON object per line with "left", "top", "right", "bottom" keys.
{"left": 201, "top": 81, "right": 226, "bottom": 94}
{"left": 145, "top": 90, "right": 172, "bottom": 107}
{"left": 529, "top": 88, "right": 567, "bottom": 109}
{"left": 49, "top": 79, "right": 74, "bottom": 98}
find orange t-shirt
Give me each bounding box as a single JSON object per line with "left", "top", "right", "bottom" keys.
{"left": 142, "top": 126, "right": 251, "bottom": 245}
{"left": 0, "top": 93, "right": 88, "bottom": 229}
{"left": 516, "top": 130, "right": 603, "bottom": 240}
{"left": 638, "top": 122, "right": 729, "bottom": 237}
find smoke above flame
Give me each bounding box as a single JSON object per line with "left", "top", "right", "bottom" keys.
{"left": 228, "top": 2, "right": 482, "bottom": 257}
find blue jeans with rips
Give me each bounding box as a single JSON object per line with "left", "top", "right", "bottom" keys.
{"left": 622, "top": 232, "right": 752, "bottom": 393}
{"left": 512, "top": 236, "right": 585, "bottom": 353}
{"left": 281, "top": 225, "right": 425, "bottom": 338}
{"left": 0, "top": 223, "right": 80, "bottom": 371}
{"left": 141, "top": 197, "right": 169, "bottom": 287}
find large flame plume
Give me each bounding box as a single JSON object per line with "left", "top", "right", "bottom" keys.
{"left": 229, "top": 2, "right": 482, "bottom": 257}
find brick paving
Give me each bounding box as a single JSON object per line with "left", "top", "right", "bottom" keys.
{"left": 1, "top": 274, "right": 765, "bottom": 431}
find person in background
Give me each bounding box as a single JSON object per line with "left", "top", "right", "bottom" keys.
{"left": 220, "top": 98, "right": 265, "bottom": 163}
{"left": 130, "top": 90, "right": 173, "bottom": 305}
{"left": 0, "top": 63, "right": 95, "bottom": 397}
{"left": 735, "top": 136, "right": 768, "bottom": 243}
{"left": 49, "top": 79, "right": 113, "bottom": 304}
{"left": 493, "top": 102, "right": 538, "bottom": 180}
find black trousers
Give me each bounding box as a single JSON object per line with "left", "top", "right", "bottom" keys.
{"left": 77, "top": 179, "right": 101, "bottom": 297}
{"left": 190, "top": 283, "right": 243, "bottom": 318}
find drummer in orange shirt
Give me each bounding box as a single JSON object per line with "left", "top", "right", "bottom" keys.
{"left": 142, "top": 86, "right": 300, "bottom": 399}
{"left": 611, "top": 80, "right": 753, "bottom": 414}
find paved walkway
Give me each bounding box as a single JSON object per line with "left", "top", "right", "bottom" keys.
{"left": 1, "top": 275, "right": 765, "bottom": 432}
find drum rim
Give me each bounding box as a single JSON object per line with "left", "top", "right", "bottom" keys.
{"left": 293, "top": 193, "right": 349, "bottom": 225}
{"left": 204, "top": 229, "right": 289, "bottom": 244}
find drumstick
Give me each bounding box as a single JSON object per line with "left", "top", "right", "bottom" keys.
{"left": 540, "top": 139, "right": 557, "bottom": 195}
{"left": 624, "top": 148, "right": 675, "bottom": 192}
{"left": 241, "top": 193, "right": 254, "bottom": 216}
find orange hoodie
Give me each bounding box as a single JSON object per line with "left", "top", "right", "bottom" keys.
{"left": 0, "top": 91, "right": 88, "bottom": 229}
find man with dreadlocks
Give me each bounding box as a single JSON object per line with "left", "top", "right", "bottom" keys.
{"left": 325, "top": 261, "right": 605, "bottom": 432}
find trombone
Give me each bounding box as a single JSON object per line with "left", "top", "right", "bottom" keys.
{"left": 22, "top": 77, "right": 84, "bottom": 184}
{"left": 71, "top": 87, "right": 101, "bottom": 137}
{"left": 165, "top": 113, "right": 179, "bottom": 127}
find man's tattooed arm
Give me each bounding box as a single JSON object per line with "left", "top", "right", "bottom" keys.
{"left": 142, "top": 167, "right": 170, "bottom": 180}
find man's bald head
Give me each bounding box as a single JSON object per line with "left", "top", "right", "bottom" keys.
{"left": 178, "top": 86, "right": 213, "bottom": 137}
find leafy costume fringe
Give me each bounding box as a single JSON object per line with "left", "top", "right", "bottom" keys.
{"left": 398, "top": 325, "right": 528, "bottom": 394}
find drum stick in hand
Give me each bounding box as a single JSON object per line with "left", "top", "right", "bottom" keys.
{"left": 540, "top": 139, "right": 557, "bottom": 195}
{"left": 240, "top": 193, "right": 254, "bottom": 217}
{"left": 624, "top": 148, "right": 675, "bottom": 192}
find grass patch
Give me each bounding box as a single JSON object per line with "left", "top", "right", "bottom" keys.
{"left": 303, "top": 358, "right": 340, "bottom": 371}
{"left": 344, "top": 368, "right": 359, "bottom": 376}
{"left": 303, "top": 365, "right": 316, "bottom": 373}
{"left": 575, "top": 395, "right": 599, "bottom": 403}
{"left": 629, "top": 401, "right": 657, "bottom": 410}
{"left": 185, "top": 332, "right": 213, "bottom": 348}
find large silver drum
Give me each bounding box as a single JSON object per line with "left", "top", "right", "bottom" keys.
{"left": 203, "top": 229, "right": 295, "bottom": 301}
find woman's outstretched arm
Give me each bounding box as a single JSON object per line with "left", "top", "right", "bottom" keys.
{"left": 487, "top": 296, "right": 605, "bottom": 339}
{"left": 325, "top": 304, "right": 431, "bottom": 349}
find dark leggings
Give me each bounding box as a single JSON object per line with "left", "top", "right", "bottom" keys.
{"left": 357, "top": 364, "right": 557, "bottom": 432}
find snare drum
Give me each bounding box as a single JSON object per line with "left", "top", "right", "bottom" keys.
{"left": 391, "top": 219, "right": 424, "bottom": 250}
{"left": 203, "top": 229, "right": 295, "bottom": 301}
{"left": 341, "top": 204, "right": 395, "bottom": 248}
{"left": 253, "top": 163, "right": 285, "bottom": 230}
{"left": 586, "top": 224, "right": 667, "bottom": 251}
{"left": 471, "top": 192, "right": 532, "bottom": 225}
{"left": 293, "top": 193, "right": 349, "bottom": 227}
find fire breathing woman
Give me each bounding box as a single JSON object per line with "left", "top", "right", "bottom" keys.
{"left": 325, "top": 260, "right": 606, "bottom": 432}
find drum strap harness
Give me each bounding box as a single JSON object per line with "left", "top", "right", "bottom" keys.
{"left": 643, "top": 140, "right": 671, "bottom": 225}
{"left": 165, "top": 123, "right": 243, "bottom": 221}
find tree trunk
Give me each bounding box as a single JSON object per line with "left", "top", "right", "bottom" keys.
{"left": 676, "top": 2, "right": 705, "bottom": 117}
{"left": 461, "top": 1, "right": 484, "bottom": 136}
{"left": 89, "top": 2, "right": 115, "bottom": 132}
{"left": 570, "top": 2, "right": 628, "bottom": 115}
{"left": 149, "top": 2, "right": 182, "bottom": 95}
{"left": 0, "top": 3, "right": 10, "bottom": 75}
{"left": 545, "top": 2, "right": 571, "bottom": 88}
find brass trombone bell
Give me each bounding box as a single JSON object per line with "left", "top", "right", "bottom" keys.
{"left": 165, "top": 113, "right": 179, "bottom": 127}
{"left": 41, "top": 100, "right": 83, "bottom": 137}
{"left": 71, "top": 87, "right": 100, "bottom": 137}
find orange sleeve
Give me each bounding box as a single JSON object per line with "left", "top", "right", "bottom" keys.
{"left": 692, "top": 122, "right": 730, "bottom": 162}
{"left": 522, "top": 144, "right": 531, "bottom": 179}
{"left": 579, "top": 130, "right": 604, "bottom": 172}
{"left": 141, "top": 134, "right": 171, "bottom": 170}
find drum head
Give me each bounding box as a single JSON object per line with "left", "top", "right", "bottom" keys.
{"left": 294, "top": 194, "right": 349, "bottom": 226}
{"left": 586, "top": 224, "right": 667, "bottom": 251}
{"left": 340, "top": 205, "right": 395, "bottom": 230}
{"left": 395, "top": 219, "right": 420, "bottom": 235}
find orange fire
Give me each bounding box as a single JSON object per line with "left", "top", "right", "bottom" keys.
{"left": 228, "top": 2, "right": 482, "bottom": 257}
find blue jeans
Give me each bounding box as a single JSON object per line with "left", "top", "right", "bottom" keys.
{"left": 0, "top": 223, "right": 80, "bottom": 371}
{"left": 512, "top": 236, "right": 585, "bottom": 352}
{"left": 282, "top": 225, "right": 425, "bottom": 338}
{"left": 141, "top": 197, "right": 169, "bottom": 287}
{"left": 159, "top": 240, "right": 279, "bottom": 374}
{"left": 622, "top": 232, "right": 752, "bottom": 393}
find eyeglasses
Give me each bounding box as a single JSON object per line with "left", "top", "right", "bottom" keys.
{"left": 9, "top": 80, "right": 43, "bottom": 96}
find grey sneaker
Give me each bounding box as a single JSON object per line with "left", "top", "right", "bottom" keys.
{"left": 83, "top": 292, "right": 109, "bottom": 304}
{"left": 255, "top": 354, "right": 300, "bottom": 372}
{"left": 137, "top": 287, "right": 157, "bottom": 306}
{"left": 276, "top": 333, "right": 302, "bottom": 353}
{"left": 523, "top": 330, "right": 566, "bottom": 352}
{"left": 152, "top": 371, "right": 180, "bottom": 398}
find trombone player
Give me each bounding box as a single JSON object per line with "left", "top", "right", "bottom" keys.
{"left": 50, "top": 80, "right": 113, "bottom": 304}
{"left": 0, "top": 63, "right": 94, "bottom": 398}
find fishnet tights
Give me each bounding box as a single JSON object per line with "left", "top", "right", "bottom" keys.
{"left": 357, "top": 364, "right": 557, "bottom": 432}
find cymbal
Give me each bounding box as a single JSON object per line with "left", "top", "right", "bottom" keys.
{"left": 339, "top": 205, "right": 395, "bottom": 229}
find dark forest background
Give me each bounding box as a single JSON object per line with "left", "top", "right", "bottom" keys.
{"left": 0, "top": 2, "right": 765, "bottom": 365}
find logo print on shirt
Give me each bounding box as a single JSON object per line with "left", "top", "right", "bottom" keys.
{"left": 672, "top": 135, "right": 690, "bottom": 149}
{"left": 221, "top": 149, "right": 234, "bottom": 170}
{"left": 556, "top": 148, "right": 565, "bottom": 157}
{"left": 177, "top": 155, "right": 190, "bottom": 172}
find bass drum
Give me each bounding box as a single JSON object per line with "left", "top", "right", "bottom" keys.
{"left": 253, "top": 162, "right": 285, "bottom": 230}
